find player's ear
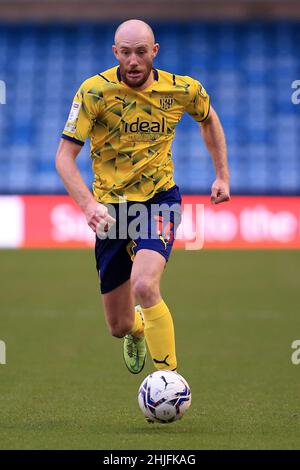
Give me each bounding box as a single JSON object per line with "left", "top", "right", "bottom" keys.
{"left": 112, "top": 45, "right": 118, "bottom": 59}
{"left": 152, "top": 43, "right": 160, "bottom": 59}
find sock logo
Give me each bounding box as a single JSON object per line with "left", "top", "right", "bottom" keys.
{"left": 153, "top": 354, "right": 170, "bottom": 367}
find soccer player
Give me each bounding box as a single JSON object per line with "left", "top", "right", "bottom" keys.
{"left": 55, "top": 19, "right": 230, "bottom": 375}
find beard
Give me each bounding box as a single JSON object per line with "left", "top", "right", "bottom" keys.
{"left": 119, "top": 62, "right": 153, "bottom": 88}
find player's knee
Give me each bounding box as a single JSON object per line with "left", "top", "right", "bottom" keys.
{"left": 131, "top": 276, "right": 158, "bottom": 304}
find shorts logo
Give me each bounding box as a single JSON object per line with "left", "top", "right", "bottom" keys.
{"left": 126, "top": 240, "right": 137, "bottom": 261}
{"left": 154, "top": 215, "right": 174, "bottom": 250}
{"left": 159, "top": 235, "right": 168, "bottom": 250}
{"left": 160, "top": 95, "right": 174, "bottom": 110}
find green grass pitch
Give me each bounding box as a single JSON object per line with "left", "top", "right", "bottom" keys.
{"left": 1, "top": 249, "right": 300, "bottom": 450}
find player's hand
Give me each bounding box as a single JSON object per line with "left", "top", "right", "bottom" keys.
{"left": 96, "top": 213, "right": 116, "bottom": 239}
{"left": 210, "top": 178, "right": 230, "bottom": 204}
{"left": 84, "top": 201, "right": 115, "bottom": 234}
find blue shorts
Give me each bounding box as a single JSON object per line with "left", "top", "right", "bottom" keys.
{"left": 95, "top": 185, "right": 182, "bottom": 294}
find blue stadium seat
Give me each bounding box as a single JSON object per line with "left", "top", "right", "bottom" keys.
{"left": 0, "top": 21, "right": 299, "bottom": 195}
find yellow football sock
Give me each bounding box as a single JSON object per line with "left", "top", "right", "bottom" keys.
{"left": 129, "top": 308, "right": 145, "bottom": 337}
{"left": 142, "top": 299, "right": 177, "bottom": 371}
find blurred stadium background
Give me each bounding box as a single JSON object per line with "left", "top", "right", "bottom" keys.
{"left": 1, "top": 0, "right": 300, "bottom": 451}
{"left": 0, "top": 0, "right": 300, "bottom": 248}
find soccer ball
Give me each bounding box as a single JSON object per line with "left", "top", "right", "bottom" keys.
{"left": 138, "top": 370, "right": 191, "bottom": 423}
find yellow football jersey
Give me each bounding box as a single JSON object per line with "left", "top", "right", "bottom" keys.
{"left": 62, "top": 66, "right": 210, "bottom": 203}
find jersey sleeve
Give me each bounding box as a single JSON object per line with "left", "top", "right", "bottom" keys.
{"left": 62, "top": 79, "right": 103, "bottom": 145}
{"left": 185, "top": 78, "right": 210, "bottom": 123}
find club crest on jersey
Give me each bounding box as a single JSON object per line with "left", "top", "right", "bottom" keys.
{"left": 160, "top": 95, "right": 174, "bottom": 110}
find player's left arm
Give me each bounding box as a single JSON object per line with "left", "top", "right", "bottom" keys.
{"left": 200, "top": 106, "right": 230, "bottom": 204}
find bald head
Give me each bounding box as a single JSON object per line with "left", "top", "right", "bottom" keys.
{"left": 114, "top": 19, "right": 155, "bottom": 46}
{"left": 112, "top": 19, "right": 159, "bottom": 89}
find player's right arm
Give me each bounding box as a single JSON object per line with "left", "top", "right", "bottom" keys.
{"left": 55, "top": 78, "right": 115, "bottom": 234}
{"left": 55, "top": 139, "right": 110, "bottom": 232}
